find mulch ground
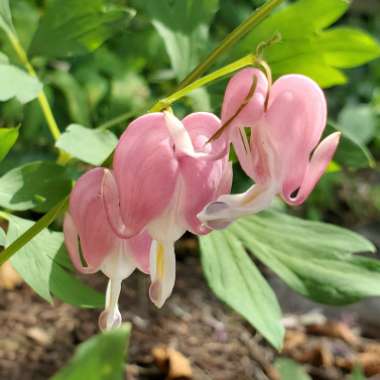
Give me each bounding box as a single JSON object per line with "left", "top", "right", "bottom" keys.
{"left": 0, "top": 238, "right": 380, "bottom": 380}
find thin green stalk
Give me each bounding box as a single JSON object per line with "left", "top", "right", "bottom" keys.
{"left": 7, "top": 32, "right": 70, "bottom": 163}
{"left": 150, "top": 54, "right": 256, "bottom": 112}
{"left": 0, "top": 197, "right": 68, "bottom": 266}
{"left": 178, "top": 0, "right": 285, "bottom": 89}
{"left": 96, "top": 110, "right": 142, "bottom": 130}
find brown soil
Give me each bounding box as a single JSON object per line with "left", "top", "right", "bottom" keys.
{"left": 0, "top": 238, "right": 379, "bottom": 380}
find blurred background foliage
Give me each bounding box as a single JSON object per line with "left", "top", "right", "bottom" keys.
{"left": 0, "top": 0, "right": 379, "bottom": 229}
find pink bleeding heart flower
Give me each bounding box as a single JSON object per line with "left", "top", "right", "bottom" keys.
{"left": 63, "top": 167, "right": 151, "bottom": 331}
{"left": 198, "top": 72, "right": 341, "bottom": 227}
{"left": 102, "top": 111, "right": 232, "bottom": 308}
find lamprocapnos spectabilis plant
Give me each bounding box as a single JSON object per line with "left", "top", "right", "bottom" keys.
{"left": 64, "top": 65, "right": 340, "bottom": 329}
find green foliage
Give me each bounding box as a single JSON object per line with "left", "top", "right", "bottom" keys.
{"left": 327, "top": 122, "right": 375, "bottom": 169}
{"left": 0, "top": 161, "right": 72, "bottom": 212}
{"left": 0, "top": 227, "right": 5, "bottom": 246}
{"left": 7, "top": 214, "right": 104, "bottom": 307}
{"left": 48, "top": 71, "right": 91, "bottom": 126}
{"left": 56, "top": 124, "right": 118, "bottom": 165}
{"left": 0, "top": 0, "right": 15, "bottom": 35}
{"left": 235, "top": 0, "right": 380, "bottom": 87}
{"left": 338, "top": 104, "right": 377, "bottom": 145}
{"left": 0, "top": 127, "right": 18, "bottom": 162}
{"left": 142, "top": 0, "right": 219, "bottom": 80}
{"left": 348, "top": 367, "right": 366, "bottom": 380}
{"left": 200, "top": 229, "right": 284, "bottom": 350}
{"left": 29, "top": 0, "right": 136, "bottom": 59}
{"left": 229, "top": 211, "right": 377, "bottom": 305}
{"left": 52, "top": 324, "right": 131, "bottom": 380}
{"left": 275, "top": 358, "right": 311, "bottom": 380}
{"left": 0, "top": 60, "right": 42, "bottom": 103}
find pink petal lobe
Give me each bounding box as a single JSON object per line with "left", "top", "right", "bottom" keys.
{"left": 67, "top": 168, "right": 117, "bottom": 270}
{"left": 127, "top": 230, "right": 151, "bottom": 274}
{"left": 113, "top": 113, "right": 179, "bottom": 236}
{"left": 221, "top": 68, "right": 268, "bottom": 129}
{"left": 282, "top": 132, "right": 341, "bottom": 206}
{"left": 180, "top": 114, "right": 232, "bottom": 235}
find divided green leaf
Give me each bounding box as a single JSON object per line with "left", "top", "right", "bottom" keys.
{"left": 0, "top": 127, "right": 18, "bottom": 162}
{"left": 29, "top": 0, "right": 135, "bottom": 59}
{"left": 0, "top": 161, "right": 72, "bottom": 212}
{"left": 7, "top": 215, "right": 104, "bottom": 308}
{"left": 199, "top": 229, "right": 284, "bottom": 350}
{"left": 56, "top": 124, "right": 118, "bottom": 165}
{"left": 52, "top": 324, "right": 131, "bottom": 380}
{"left": 235, "top": 0, "right": 380, "bottom": 87}
{"left": 229, "top": 211, "right": 377, "bottom": 305}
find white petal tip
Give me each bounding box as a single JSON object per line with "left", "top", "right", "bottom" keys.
{"left": 149, "top": 281, "right": 166, "bottom": 308}
{"left": 98, "top": 309, "right": 122, "bottom": 331}
{"left": 197, "top": 202, "right": 233, "bottom": 230}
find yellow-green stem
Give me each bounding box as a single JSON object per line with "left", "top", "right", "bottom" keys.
{"left": 178, "top": 0, "right": 285, "bottom": 89}
{"left": 150, "top": 54, "right": 256, "bottom": 112}
{"left": 7, "top": 33, "right": 62, "bottom": 142}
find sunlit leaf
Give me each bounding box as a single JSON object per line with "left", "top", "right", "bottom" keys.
{"left": 7, "top": 215, "right": 104, "bottom": 307}
{"left": 52, "top": 324, "right": 131, "bottom": 380}
{"left": 56, "top": 124, "right": 118, "bottom": 165}
{"left": 0, "top": 62, "right": 42, "bottom": 103}
{"left": 0, "top": 127, "right": 18, "bottom": 162}
{"left": 235, "top": 0, "right": 380, "bottom": 87}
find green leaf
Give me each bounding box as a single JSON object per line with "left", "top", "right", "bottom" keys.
{"left": 48, "top": 71, "right": 90, "bottom": 126}
{"left": 275, "top": 358, "right": 311, "bottom": 380}
{"left": 52, "top": 324, "right": 131, "bottom": 380}
{"left": 0, "top": 127, "right": 18, "bottom": 161}
{"left": 348, "top": 366, "right": 366, "bottom": 380}
{"left": 0, "top": 227, "right": 5, "bottom": 246}
{"left": 6, "top": 215, "right": 104, "bottom": 307}
{"left": 56, "top": 124, "right": 118, "bottom": 166}
{"left": 337, "top": 104, "right": 377, "bottom": 145}
{"left": 29, "top": 0, "right": 135, "bottom": 59}
{"left": 229, "top": 210, "right": 378, "bottom": 305}
{"left": 143, "top": 0, "right": 219, "bottom": 80}
{"left": 0, "top": 0, "right": 15, "bottom": 35}
{"left": 327, "top": 122, "right": 375, "bottom": 169}
{"left": 0, "top": 161, "right": 72, "bottom": 212}
{"left": 319, "top": 27, "right": 380, "bottom": 69}
{"left": 199, "top": 229, "right": 284, "bottom": 350}
{"left": 0, "top": 62, "right": 42, "bottom": 103}
{"left": 236, "top": 0, "right": 380, "bottom": 87}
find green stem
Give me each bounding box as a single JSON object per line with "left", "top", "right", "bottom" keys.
{"left": 150, "top": 54, "right": 256, "bottom": 112}
{"left": 96, "top": 110, "right": 141, "bottom": 130}
{"left": 0, "top": 197, "right": 68, "bottom": 266}
{"left": 7, "top": 32, "right": 70, "bottom": 163}
{"left": 178, "top": 0, "right": 285, "bottom": 89}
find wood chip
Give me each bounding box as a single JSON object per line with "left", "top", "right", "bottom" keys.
{"left": 152, "top": 345, "right": 192, "bottom": 379}
{"left": 307, "top": 321, "right": 361, "bottom": 347}
{"left": 26, "top": 327, "right": 51, "bottom": 346}
{"left": 0, "top": 262, "right": 22, "bottom": 290}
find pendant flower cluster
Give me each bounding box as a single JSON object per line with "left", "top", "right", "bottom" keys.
{"left": 63, "top": 67, "right": 340, "bottom": 330}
